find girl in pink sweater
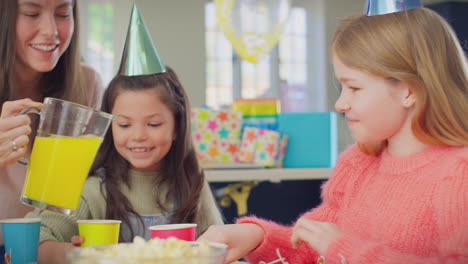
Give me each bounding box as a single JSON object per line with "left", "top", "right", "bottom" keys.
{"left": 199, "top": 6, "right": 468, "bottom": 264}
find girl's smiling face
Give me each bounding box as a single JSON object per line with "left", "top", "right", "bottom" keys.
{"left": 111, "top": 88, "right": 176, "bottom": 172}
{"left": 15, "top": 0, "right": 74, "bottom": 74}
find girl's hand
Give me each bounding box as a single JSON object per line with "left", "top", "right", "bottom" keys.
{"left": 70, "top": 236, "right": 84, "bottom": 247}
{"left": 291, "top": 217, "right": 342, "bottom": 255}
{"left": 0, "top": 99, "right": 43, "bottom": 166}
{"left": 198, "top": 223, "right": 264, "bottom": 264}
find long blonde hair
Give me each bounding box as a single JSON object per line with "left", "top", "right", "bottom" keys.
{"left": 0, "top": 0, "right": 88, "bottom": 108}
{"left": 331, "top": 8, "right": 468, "bottom": 156}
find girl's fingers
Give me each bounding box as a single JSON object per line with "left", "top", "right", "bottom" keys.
{"left": 71, "top": 236, "right": 84, "bottom": 247}
{"left": 291, "top": 225, "right": 315, "bottom": 249}
{"left": 291, "top": 218, "right": 323, "bottom": 249}
{"left": 292, "top": 220, "right": 341, "bottom": 255}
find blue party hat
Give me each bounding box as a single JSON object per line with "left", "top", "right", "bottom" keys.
{"left": 118, "top": 4, "right": 166, "bottom": 76}
{"left": 366, "top": 0, "right": 423, "bottom": 16}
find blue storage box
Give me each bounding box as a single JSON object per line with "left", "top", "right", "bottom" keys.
{"left": 278, "top": 112, "right": 338, "bottom": 168}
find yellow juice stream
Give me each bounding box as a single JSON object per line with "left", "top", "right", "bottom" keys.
{"left": 23, "top": 135, "right": 102, "bottom": 210}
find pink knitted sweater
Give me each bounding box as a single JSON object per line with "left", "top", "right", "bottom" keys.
{"left": 238, "top": 145, "right": 468, "bottom": 264}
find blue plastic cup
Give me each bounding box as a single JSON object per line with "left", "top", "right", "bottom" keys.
{"left": 0, "top": 218, "right": 41, "bottom": 264}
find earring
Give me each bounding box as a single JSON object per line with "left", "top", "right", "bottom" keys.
{"left": 403, "top": 99, "right": 409, "bottom": 106}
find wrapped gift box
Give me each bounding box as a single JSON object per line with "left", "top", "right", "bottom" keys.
{"left": 278, "top": 112, "right": 337, "bottom": 168}
{"left": 238, "top": 127, "right": 287, "bottom": 167}
{"left": 233, "top": 98, "right": 280, "bottom": 131}
{"left": 191, "top": 108, "right": 243, "bottom": 162}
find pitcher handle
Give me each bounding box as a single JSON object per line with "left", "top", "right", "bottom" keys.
{"left": 17, "top": 107, "right": 42, "bottom": 166}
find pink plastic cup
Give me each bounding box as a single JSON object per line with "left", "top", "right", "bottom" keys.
{"left": 149, "top": 223, "right": 197, "bottom": 241}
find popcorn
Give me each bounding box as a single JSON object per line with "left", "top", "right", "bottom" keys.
{"left": 70, "top": 236, "right": 227, "bottom": 264}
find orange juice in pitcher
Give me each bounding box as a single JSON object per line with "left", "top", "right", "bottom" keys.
{"left": 22, "top": 135, "right": 103, "bottom": 210}
{"left": 19, "top": 97, "right": 114, "bottom": 215}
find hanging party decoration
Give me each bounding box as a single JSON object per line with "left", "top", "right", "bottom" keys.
{"left": 215, "top": 0, "right": 291, "bottom": 63}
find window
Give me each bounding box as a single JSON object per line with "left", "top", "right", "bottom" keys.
{"left": 205, "top": 2, "right": 234, "bottom": 108}
{"left": 278, "top": 7, "right": 309, "bottom": 112}
{"left": 205, "top": 2, "right": 312, "bottom": 112}
{"left": 79, "top": 0, "right": 114, "bottom": 86}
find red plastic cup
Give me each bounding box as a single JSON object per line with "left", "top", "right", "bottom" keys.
{"left": 149, "top": 223, "right": 197, "bottom": 241}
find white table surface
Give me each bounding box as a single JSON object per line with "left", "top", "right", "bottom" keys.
{"left": 205, "top": 167, "right": 332, "bottom": 183}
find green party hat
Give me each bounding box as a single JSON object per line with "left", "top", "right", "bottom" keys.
{"left": 118, "top": 4, "right": 166, "bottom": 76}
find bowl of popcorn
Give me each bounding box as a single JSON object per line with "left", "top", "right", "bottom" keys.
{"left": 67, "top": 236, "right": 227, "bottom": 264}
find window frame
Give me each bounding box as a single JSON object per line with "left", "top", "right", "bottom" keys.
{"left": 205, "top": 1, "right": 326, "bottom": 112}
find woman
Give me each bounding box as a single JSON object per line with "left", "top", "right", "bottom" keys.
{"left": 0, "top": 0, "right": 104, "bottom": 257}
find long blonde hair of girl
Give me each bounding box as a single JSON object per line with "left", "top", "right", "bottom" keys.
{"left": 331, "top": 8, "right": 468, "bottom": 156}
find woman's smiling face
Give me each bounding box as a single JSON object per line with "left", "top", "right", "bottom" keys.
{"left": 15, "top": 0, "right": 74, "bottom": 73}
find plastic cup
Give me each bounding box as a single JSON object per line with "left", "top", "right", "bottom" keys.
{"left": 149, "top": 223, "right": 197, "bottom": 241}
{"left": 0, "top": 218, "right": 41, "bottom": 264}
{"left": 77, "top": 220, "right": 121, "bottom": 247}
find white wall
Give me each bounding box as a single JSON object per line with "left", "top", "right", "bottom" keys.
{"left": 324, "top": 0, "right": 365, "bottom": 150}
{"left": 96, "top": 0, "right": 366, "bottom": 108}
{"left": 103, "top": 0, "right": 207, "bottom": 108}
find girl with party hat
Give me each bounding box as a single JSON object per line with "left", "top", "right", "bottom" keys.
{"left": 199, "top": 1, "right": 468, "bottom": 263}
{"left": 30, "top": 5, "right": 223, "bottom": 263}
